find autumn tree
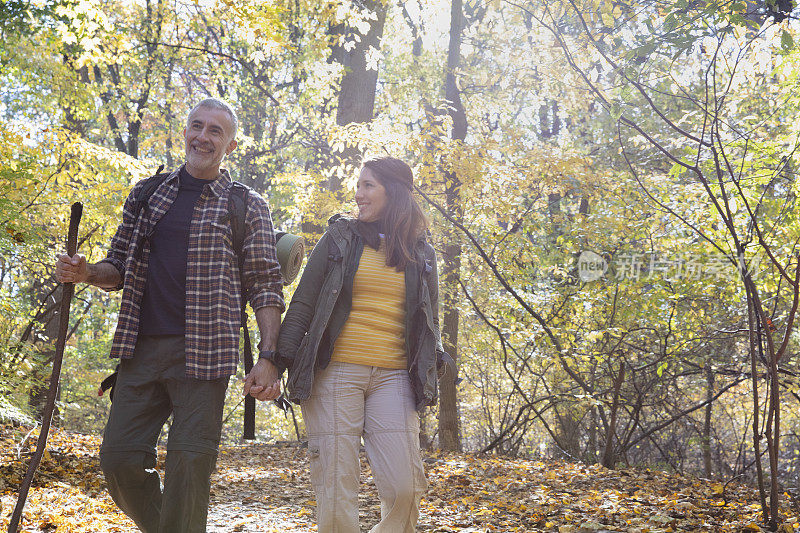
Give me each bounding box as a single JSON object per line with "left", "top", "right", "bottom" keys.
{"left": 523, "top": 0, "right": 799, "bottom": 526}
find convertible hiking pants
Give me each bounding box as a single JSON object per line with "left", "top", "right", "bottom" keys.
{"left": 99, "top": 335, "right": 228, "bottom": 533}
{"left": 301, "top": 361, "right": 428, "bottom": 533}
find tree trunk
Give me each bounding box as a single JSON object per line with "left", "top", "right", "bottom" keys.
{"left": 326, "top": 0, "right": 387, "bottom": 192}
{"left": 703, "top": 364, "right": 714, "bottom": 477}
{"left": 419, "top": 410, "right": 433, "bottom": 450}
{"left": 745, "top": 284, "right": 768, "bottom": 519}
{"left": 601, "top": 362, "right": 625, "bottom": 468}
{"left": 438, "top": 236, "right": 461, "bottom": 451}
{"left": 588, "top": 365, "right": 598, "bottom": 463}
{"left": 437, "top": 0, "right": 466, "bottom": 452}
{"left": 300, "top": 0, "right": 387, "bottom": 239}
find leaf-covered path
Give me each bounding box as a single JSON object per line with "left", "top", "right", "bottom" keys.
{"left": 1, "top": 425, "right": 798, "bottom": 532}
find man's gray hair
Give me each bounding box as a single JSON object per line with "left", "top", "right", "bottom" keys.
{"left": 187, "top": 97, "right": 238, "bottom": 138}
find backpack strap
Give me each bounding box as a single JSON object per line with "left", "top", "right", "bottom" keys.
{"left": 213, "top": 180, "right": 250, "bottom": 317}
{"left": 132, "top": 165, "right": 170, "bottom": 260}
{"left": 100, "top": 165, "right": 168, "bottom": 398}
{"left": 218, "top": 181, "right": 289, "bottom": 438}
{"left": 132, "top": 164, "right": 168, "bottom": 218}
{"left": 221, "top": 182, "right": 258, "bottom": 439}
{"left": 227, "top": 182, "right": 249, "bottom": 269}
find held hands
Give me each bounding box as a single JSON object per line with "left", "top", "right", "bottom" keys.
{"left": 55, "top": 254, "right": 88, "bottom": 284}
{"left": 243, "top": 359, "right": 282, "bottom": 401}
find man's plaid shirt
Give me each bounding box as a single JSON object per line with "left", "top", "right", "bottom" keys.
{"left": 100, "top": 166, "right": 285, "bottom": 380}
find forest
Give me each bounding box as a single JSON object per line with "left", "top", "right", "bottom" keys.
{"left": 0, "top": 0, "right": 799, "bottom": 529}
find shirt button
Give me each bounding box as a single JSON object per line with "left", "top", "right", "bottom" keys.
{"left": 332, "top": 289, "right": 338, "bottom": 294}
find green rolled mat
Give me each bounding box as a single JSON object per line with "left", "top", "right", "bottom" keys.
{"left": 276, "top": 231, "right": 305, "bottom": 284}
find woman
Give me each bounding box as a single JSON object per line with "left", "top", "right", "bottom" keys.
{"left": 268, "top": 157, "right": 451, "bottom": 532}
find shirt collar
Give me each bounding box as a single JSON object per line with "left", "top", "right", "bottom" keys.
{"left": 163, "top": 166, "right": 181, "bottom": 185}
{"left": 174, "top": 163, "right": 232, "bottom": 197}
{"left": 208, "top": 168, "right": 233, "bottom": 197}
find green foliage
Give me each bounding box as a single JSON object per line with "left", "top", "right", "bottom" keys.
{"left": 0, "top": 118, "right": 148, "bottom": 421}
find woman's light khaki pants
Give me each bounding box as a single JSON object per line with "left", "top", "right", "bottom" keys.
{"left": 301, "top": 361, "right": 427, "bottom": 532}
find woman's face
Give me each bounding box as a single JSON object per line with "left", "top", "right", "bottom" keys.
{"left": 355, "top": 167, "right": 388, "bottom": 223}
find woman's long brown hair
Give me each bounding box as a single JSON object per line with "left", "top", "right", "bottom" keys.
{"left": 362, "top": 157, "right": 428, "bottom": 270}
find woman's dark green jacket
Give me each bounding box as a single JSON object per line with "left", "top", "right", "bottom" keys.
{"left": 274, "top": 215, "right": 452, "bottom": 410}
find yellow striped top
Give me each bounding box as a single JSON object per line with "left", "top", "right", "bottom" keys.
{"left": 330, "top": 239, "right": 407, "bottom": 369}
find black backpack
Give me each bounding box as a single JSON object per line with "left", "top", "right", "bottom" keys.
{"left": 100, "top": 165, "right": 286, "bottom": 439}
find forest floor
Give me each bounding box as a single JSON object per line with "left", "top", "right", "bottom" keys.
{"left": 0, "top": 425, "right": 798, "bottom": 532}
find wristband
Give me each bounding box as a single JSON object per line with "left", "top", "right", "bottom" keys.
{"left": 258, "top": 349, "right": 280, "bottom": 363}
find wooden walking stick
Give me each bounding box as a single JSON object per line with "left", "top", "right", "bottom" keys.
{"left": 8, "top": 202, "right": 82, "bottom": 533}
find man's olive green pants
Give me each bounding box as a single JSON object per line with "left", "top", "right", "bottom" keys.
{"left": 99, "top": 335, "right": 229, "bottom": 533}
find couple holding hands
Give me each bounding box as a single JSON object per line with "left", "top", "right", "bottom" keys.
{"left": 54, "top": 97, "right": 452, "bottom": 533}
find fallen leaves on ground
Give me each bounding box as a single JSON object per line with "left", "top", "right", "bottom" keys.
{"left": 0, "top": 427, "right": 132, "bottom": 532}
{"left": 1, "top": 425, "right": 798, "bottom": 532}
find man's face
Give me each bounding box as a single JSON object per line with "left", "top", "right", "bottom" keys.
{"left": 183, "top": 106, "right": 238, "bottom": 180}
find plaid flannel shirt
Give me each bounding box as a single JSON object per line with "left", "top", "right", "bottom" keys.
{"left": 100, "top": 166, "right": 285, "bottom": 379}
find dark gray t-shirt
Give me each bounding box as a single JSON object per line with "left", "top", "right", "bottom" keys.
{"left": 138, "top": 167, "right": 210, "bottom": 335}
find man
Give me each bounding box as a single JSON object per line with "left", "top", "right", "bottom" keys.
{"left": 55, "top": 97, "right": 284, "bottom": 532}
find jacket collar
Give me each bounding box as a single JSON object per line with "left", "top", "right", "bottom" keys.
{"left": 354, "top": 220, "right": 383, "bottom": 250}
{"left": 332, "top": 215, "right": 430, "bottom": 261}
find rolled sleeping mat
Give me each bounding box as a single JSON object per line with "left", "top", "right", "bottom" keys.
{"left": 276, "top": 231, "right": 305, "bottom": 284}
